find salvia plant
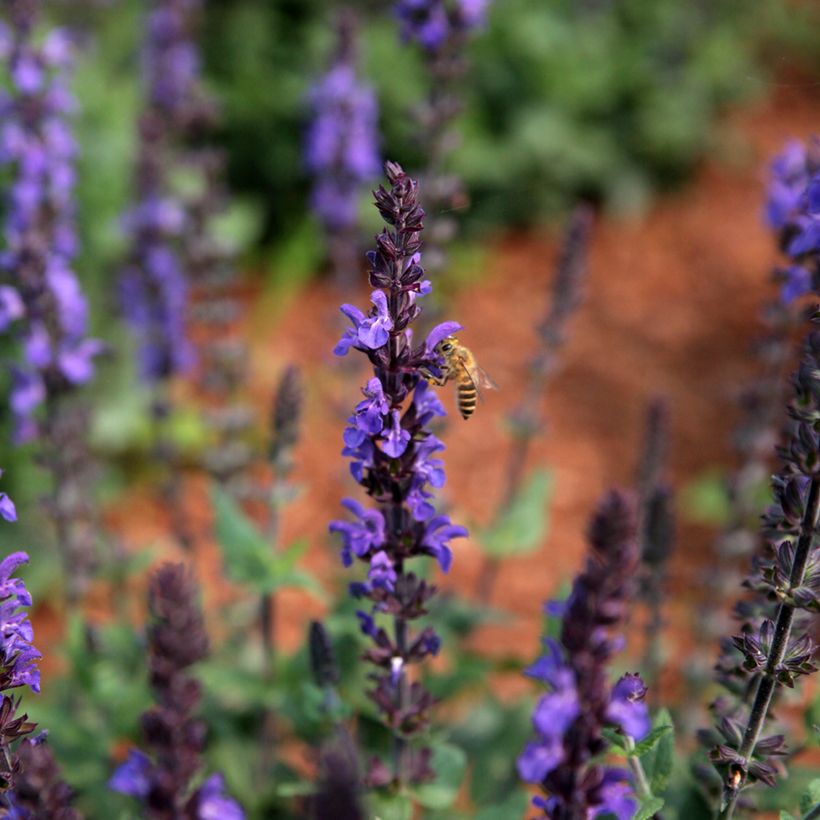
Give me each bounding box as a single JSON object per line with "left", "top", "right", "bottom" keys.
{"left": 0, "top": 479, "right": 79, "bottom": 817}
{"left": 394, "top": 0, "right": 491, "bottom": 271}
{"left": 119, "top": 0, "right": 201, "bottom": 386}
{"left": 329, "top": 160, "right": 468, "bottom": 788}
{"left": 476, "top": 203, "right": 592, "bottom": 603}
{"left": 306, "top": 8, "right": 381, "bottom": 284}
{"left": 700, "top": 135, "right": 820, "bottom": 819}
{"left": 109, "top": 562, "right": 243, "bottom": 818}
{"left": 634, "top": 398, "right": 675, "bottom": 699}
{"left": 0, "top": 0, "right": 102, "bottom": 601}
{"left": 518, "top": 491, "right": 653, "bottom": 819}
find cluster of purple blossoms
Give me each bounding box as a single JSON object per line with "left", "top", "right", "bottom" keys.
{"left": 110, "top": 563, "right": 243, "bottom": 818}
{"left": 0, "top": 2, "right": 101, "bottom": 442}
{"left": 518, "top": 492, "right": 650, "bottom": 819}
{"left": 764, "top": 136, "right": 820, "bottom": 304}
{"left": 119, "top": 0, "right": 205, "bottom": 383}
{"left": 306, "top": 12, "right": 380, "bottom": 239}
{"left": 0, "top": 552, "right": 41, "bottom": 697}
{"left": 328, "top": 162, "right": 467, "bottom": 785}
{"left": 396, "top": 0, "right": 490, "bottom": 52}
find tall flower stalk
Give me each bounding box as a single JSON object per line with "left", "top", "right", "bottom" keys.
{"left": 306, "top": 8, "right": 380, "bottom": 285}
{"left": 705, "top": 136, "right": 820, "bottom": 819}
{"left": 109, "top": 563, "right": 243, "bottom": 818}
{"left": 518, "top": 491, "right": 650, "bottom": 818}
{"left": 0, "top": 494, "right": 76, "bottom": 815}
{"left": 329, "top": 161, "right": 467, "bottom": 787}
{"left": 635, "top": 398, "right": 675, "bottom": 701}
{"left": 395, "top": 0, "right": 491, "bottom": 271}
{"left": 119, "top": 0, "right": 201, "bottom": 384}
{"left": 476, "top": 204, "right": 592, "bottom": 602}
{"left": 0, "top": 1, "right": 102, "bottom": 601}
{"left": 120, "top": 0, "right": 208, "bottom": 551}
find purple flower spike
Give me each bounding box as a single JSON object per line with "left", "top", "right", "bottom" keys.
{"left": 0, "top": 2, "right": 101, "bottom": 440}
{"left": 765, "top": 137, "right": 820, "bottom": 304}
{"left": 306, "top": 11, "right": 380, "bottom": 239}
{"left": 519, "top": 492, "right": 643, "bottom": 816}
{"left": 328, "top": 163, "right": 467, "bottom": 786}
{"left": 109, "top": 564, "right": 243, "bottom": 817}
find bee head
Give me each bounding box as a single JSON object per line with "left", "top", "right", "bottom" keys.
{"left": 438, "top": 336, "right": 457, "bottom": 355}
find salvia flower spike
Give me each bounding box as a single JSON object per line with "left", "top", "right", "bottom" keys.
{"left": 0, "top": 2, "right": 102, "bottom": 598}
{"left": 518, "top": 491, "right": 650, "bottom": 818}
{"left": 764, "top": 136, "right": 820, "bottom": 304}
{"left": 0, "top": 1, "right": 102, "bottom": 443}
{"left": 306, "top": 9, "right": 380, "bottom": 283}
{"left": 709, "top": 333, "right": 820, "bottom": 819}
{"left": 328, "top": 161, "right": 467, "bottom": 788}
{"left": 0, "top": 501, "right": 59, "bottom": 807}
{"left": 119, "top": 0, "right": 202, "bottom": 384}
{"left": 109, "top": 563, "right": 243, "bottom": 818}
{"left": 394, "top": 0, "right": 492, "bottom": 272}
{"left": 705, "top": 138, "right": 820, "bottom": 817}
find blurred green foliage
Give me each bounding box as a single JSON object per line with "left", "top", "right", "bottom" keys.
{"left": 198, "top": 0, "right": 820, "bottom": 243}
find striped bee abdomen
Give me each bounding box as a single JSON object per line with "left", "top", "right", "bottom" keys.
{"left": 457, "top": 379, "right": 477, "bottom": 419}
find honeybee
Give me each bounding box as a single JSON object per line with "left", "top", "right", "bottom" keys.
{"left": 421, "top": 336, "right": 498, "bottom": 419}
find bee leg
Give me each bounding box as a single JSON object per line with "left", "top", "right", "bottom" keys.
{"left": 419, "top": 367, "right": 448, "bottom": 386}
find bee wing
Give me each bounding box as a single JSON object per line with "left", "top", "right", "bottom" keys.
{"left": 465, "top": 363, "right": 499, "bottom": 401}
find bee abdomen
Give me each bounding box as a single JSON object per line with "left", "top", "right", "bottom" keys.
{"left": 458, "top": 382, "right": 477, "bottom": 419}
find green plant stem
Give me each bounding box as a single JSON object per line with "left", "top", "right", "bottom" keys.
{"left": 717, "top": 476, "right": 820, "bottom": 819}
{"left": 625, "top": 736, "right": 652, "bottom": 801}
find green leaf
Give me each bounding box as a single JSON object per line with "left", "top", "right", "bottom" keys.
{"left": 633, "top": 796, "right": 665, "bottom": 820}
{"left": 412, "top": 743, "right": 467, "bottom": 810}
{"left": 800, "top": 777, "right": 820, "bottom": 815}
{"left": 632, "top": 724, "right": 673, "bottom": 757}
{"left": 213, "top": 487, "right": 325, "bottom": 599}
{"left": 475, "top": 792, "right": 530, "bottom": 820}
{"left": 781, "top": 812, "right": 798, "bottom": 820}
{"left": 369, "top": 793, "right": 414, "bottom": 820}
{"left": 479, "top": 469, "right": 553, "bottom": 557}
{"left": 640, "top": 708, "right": 675, "bottom": 795}
{"left": 601, "top": 727, "right": 628, "bottom": 752}
{"left": 681, "top": 471, "right": 731, "bottom": 525}
{"left": 213, "top": 486, "right": 272, "bottom": 586}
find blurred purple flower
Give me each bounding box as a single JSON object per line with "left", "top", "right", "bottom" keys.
{"left": 119, "top": 0, "right": 203, "bottom": 384}
{"left": 519, "top": 492, "right": 646, "bottom": 816}
{"left": 197, "top": 773, "right": 245, "bottom": 820}
{"left": 0, "top": 552, "right": 41, "bottom": 693}
{"left": 396, "top": 0, "right": 490, "bottom": 52}
{"left": 306, "top": 14, "right": 380, "bottom": 234}
{"left": 109, "top": 749, "right": 152, "bottom": 798}
{"left": 765, "top": 137, "right": 820, "bottom": 303}
{"left": 0, "top": 11, "right": 100, "bottom": 440}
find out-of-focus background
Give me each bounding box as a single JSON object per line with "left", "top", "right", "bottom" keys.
{"left": 2, "top": 0, "right": 820, "bottom": 816}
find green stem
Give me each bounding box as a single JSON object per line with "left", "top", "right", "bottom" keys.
{"left": 625, "top": 736, "right": 652, "bottom": 801}
{"left": 717, "top": 476, "right": 820, "bottom": 819}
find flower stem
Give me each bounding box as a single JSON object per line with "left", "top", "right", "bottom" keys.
{"left": 717, "top": 476, "right": 820, "bottom": 819}
{"left": 625, "top": 736, "right": 652, "bottom": 801}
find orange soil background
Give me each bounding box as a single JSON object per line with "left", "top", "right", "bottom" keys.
{"left": 31, "top": 80, "right": 819, "bottom": 793}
